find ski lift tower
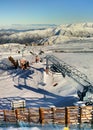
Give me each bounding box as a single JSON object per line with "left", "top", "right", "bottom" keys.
{"left": 45, "top": 55, "right": 93, "bottom": 104}
{"left": 21, "top": 47, "right": 25, "bottom": 57}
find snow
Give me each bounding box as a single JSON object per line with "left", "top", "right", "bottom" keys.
{"left": 0, "top": 23, "right": 93, "bottom": 110}
{"left": 0, "top": 40, "right": 93, "bottom": 110}
{"left": 1, "top": 22, "right": 93, "bottom": 45}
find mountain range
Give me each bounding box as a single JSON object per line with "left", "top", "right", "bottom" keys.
{"left": 0, "top": 23, "right": 93, "bottom": 44}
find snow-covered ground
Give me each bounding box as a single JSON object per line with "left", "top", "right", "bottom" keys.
{"left": 0, "top": 42, "right": 93, "bottom": 110}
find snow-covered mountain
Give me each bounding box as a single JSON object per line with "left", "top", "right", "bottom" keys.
{"left": 0, "top": 23, "right": 93, "bottom": 44}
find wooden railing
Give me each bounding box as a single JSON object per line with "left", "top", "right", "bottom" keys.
{"left": 0, "top": 106, "right": 93, "bottom": 125}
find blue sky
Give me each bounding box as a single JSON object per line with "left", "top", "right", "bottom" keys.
{"left": 0, "top": 0, "right": 93, "bottom": 25}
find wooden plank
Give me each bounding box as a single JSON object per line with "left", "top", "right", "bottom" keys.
{"left": 81, "top": 106, "right": 93, "bottom": 123}
{"left": 28, "top": 108, "right": 39, "bottom": 123}
{"left": 11, "top": 100, "right": 26, "bottom": 110}
{"left": 4, "top": 110, "right": 17, "bottom": 122}
{"left": 0, "top": 110, "right": 4, "bottom": 121}
{"left": 67, "top": 106, "right": 78, "bottom": 124}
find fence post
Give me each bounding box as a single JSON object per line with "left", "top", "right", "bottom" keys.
{"left": 51, "top": 107, "right": 55, "bottom": 124}
{"left": 78, "top": 106, "right": 82, "bottom": 124}
{"left": 28, "top": 108, "right": 31, "bottom": 122}
{"left": 15, "top": 109, "right": 19, "bottom": 121}
{"left": 39, "top": 108, "right": 44, "bottom": 125}
{"left": 3, "top": 110, "right": 6, "bottom": 122}
{"left": 65, "top": 107, "right": 69, "bottom": 126}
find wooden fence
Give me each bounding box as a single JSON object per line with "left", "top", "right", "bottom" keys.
{"left": 0, "top": 106, "right": 93, "bottom": 125}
